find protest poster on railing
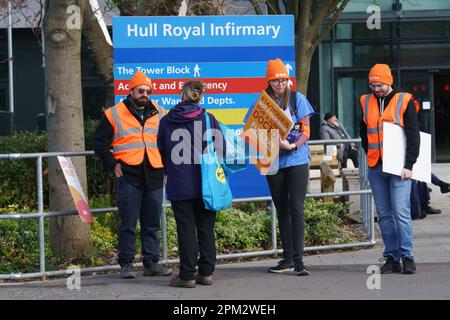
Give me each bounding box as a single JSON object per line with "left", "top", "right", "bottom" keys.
{"left": 57, "top": 156, "right": 93, "bottom": 223}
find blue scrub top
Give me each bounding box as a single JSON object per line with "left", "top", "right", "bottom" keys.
{"left": 243, "top": 91, "right": 314, "bottom": 170}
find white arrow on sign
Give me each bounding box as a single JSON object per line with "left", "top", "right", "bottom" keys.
{"left": 285, "top": 63, "right": 292, "bottom": 75}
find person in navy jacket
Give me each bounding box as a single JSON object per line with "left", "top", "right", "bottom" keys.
{"left": 157, "top": 80, "right": 224, "bottom": 288}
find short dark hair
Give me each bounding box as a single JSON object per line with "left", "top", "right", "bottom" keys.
{"left": 324, "top": 112, "right": 335, "bottom": 121}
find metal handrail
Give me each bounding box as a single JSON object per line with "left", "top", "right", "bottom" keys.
{"left": 0, "top": 138, "right": 375, "bottom": 281}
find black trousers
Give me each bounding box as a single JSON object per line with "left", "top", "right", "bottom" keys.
{"left": 266, "top": 164, "right": 309, "bottom": 263}
{"left": 341, "top": 146, "right": 359, "bottom": 168}
{"left": 116, "top": 177, "right": 163, "bottom": 268}
{"left": 171, "top": 199, "right": 216, "bottom": 280}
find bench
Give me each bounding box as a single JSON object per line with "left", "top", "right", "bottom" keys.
{"left": 307, "top": 145, "right": 341, "bottom": 202}
{"left": 309, "top": 144, "right": 340, "bottom": 171}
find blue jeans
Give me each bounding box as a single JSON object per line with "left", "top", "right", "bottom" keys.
{"left": 368, "top": 164, "right": 414, "bottom": 261}
{"left": 116, "top": 177, "right": 163, "bottom": 267}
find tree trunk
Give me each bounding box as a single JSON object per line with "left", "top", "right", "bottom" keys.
{"left": 44, "top": 0, "right": 93, "bottom": 257}
{"left": 296, "top": 47, "right": 314, "bottom": 96}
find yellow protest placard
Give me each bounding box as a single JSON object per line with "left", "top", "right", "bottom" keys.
{"left": 241, "top": 91, "right": 293, "bottom": 175}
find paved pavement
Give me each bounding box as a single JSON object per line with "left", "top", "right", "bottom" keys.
{"left": 0, "top": 164, "right": 449, "bottom": 300}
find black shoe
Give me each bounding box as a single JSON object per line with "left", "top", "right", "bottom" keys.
{"left": 293, "top": 260, "right": 310, "bottom": 276}
{"left": 379, "top": 256, "right": 402, "bottom": 274}
{"left": 120, "top": 264, "right": 136, "bottom": 279}
{"left": 402, "top": 257, "right": 416, "bottom": 274}
{"left": 268, "top": 260, "right": 294, "bottom": 273}
{"left": 143, "top": 263, "right": 173, "bottom": 276}
{"left": 424, "top": 205, "right": 441, "bottom": 215}
{"left": 440, "top": 182, "right": 450, "bottom": 194}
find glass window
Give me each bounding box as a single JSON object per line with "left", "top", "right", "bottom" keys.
{"left": 402, "top": 0, "right": 450, "bottom": 11}
{"left": 343, "top": 0, "right": 450, "bottom": 13}
{"left": 336, "top": 23, "right": 392, "bottom": 39}
{"left": 400, "top": 71, "right": 431, "bottom": 133}
{"left": 0, "top": 53, "right": 7, "bottom": 80}
{"left": 400, "top": 43, "right": 450, "bottom": 66}
{"left": 335, "top": 73, "right": 368, "bottom": 138}
{"left": 343, "top": 0, "right": 393, "bottom": 13}
{"left": 399, "top": 21, "right": 450, "bottom": 38}
{"left": 83, "top": 86, "right": 107, "bottom": 120}
{"left": 0, "top": 29, "right": 6, "bottom": 52}
{"left": 333, "top": 43, "right": 395, "bottom": 68}
{"left": 0, "top": 86, "right": 7, "bottom": 111}
{"left": 319, "top": 43, "right": 332, "bottom": 114}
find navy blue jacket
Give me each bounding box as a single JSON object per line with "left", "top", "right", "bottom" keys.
{"left": 157, "top": 101, "right": 224, "bottom": 201}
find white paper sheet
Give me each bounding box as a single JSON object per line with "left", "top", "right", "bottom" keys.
{"left": 382, "top": 122, "right": 431, "bottom": 183}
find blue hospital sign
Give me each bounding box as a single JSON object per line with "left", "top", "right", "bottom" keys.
{"left": 113, "top": 15, "right": 295, "bottom": 198}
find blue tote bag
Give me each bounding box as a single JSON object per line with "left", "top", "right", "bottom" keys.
{"left": 200, "top": 114, "right": 233, "bottom": 211}
{"left": 218, "top": 122, "right": 261, "bottom": 176}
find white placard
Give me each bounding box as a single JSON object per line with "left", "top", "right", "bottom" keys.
{"left": 382, "top": 122, "right": 431, "bottom": 183}
{"left": 422, "top": 101, "right": 431, "bottom": 110}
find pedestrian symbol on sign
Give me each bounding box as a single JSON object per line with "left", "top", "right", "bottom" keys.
{"left": 194, "top": 64, "right": 201, "bottom": 77}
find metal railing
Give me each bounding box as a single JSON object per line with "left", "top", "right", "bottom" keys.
{"left": 0, "top": 138, "right": 375, "bottom": 280}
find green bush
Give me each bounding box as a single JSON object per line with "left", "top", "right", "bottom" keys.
{"left": 304, "top": 199, "right": 352, "bottom": 246}
{"left": 214, "top": 208, "right": 272, "bottom": 252}
{"left": 164, "top": 208, "right": 179, "bottom": 256}
{"left": 88, "top": 194, "right": 120, "bottom": 254}
{"left": 0, "top": 132, "right": 48, "bottom": 208}
{"left": 0, "top": 204, "right": 52, "bottom": 274}
{"left": 0, "top": 122, "right": 114, "bottom": 209}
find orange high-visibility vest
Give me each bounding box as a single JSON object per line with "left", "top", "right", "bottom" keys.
{"left": 104, "top": 101, "right": 166, "bottom": 168}
{"left": 360, "top": 92, "right": 414, "bottom": 168}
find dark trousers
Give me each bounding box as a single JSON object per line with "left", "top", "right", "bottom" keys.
{"left": 266, "top": 164, "right": 309, "bottom": 263}
{"left": 410, "top": 180, "right": 421, "bottom": 220}
{"left": 341, "top": 147, "right": 359, "bottom": 168}
{"left": 171, "top": 199, "right": 216, "bottom": 281}
{"left": 116, "top": 177, "right": 163, "bottom": 267}
{"left": 418, "top": 181, "right": 430, "bottom": 207}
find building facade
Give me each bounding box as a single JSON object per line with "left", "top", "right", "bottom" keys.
{"left": 318, "top": 0, "right": 450, "bottom": 162}
{"left": 2, "top": 0, "right": 449, "bottom": 162}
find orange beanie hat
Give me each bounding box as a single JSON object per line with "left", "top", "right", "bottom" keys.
{"left": 369, "top": 64, "right": 393, "bottom": 86}
{"left": 129, "top": 71, "right": 152, "bottom": 90}
{"left": 266, "top": 58, "right": 289, "bottom": 82}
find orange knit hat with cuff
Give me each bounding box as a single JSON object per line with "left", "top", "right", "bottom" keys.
{"left": 129, "top": 71, "right": 153, "bottom": 90}
{"left": 368, "top": 64, "right": 393, "bottom": 86}
{"left": 266, "top": 58, "right": 289, "bottom": 82}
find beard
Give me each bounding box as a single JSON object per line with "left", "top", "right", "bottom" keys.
{"left": 133, "top": 96, "right": 148, "bottom": 107}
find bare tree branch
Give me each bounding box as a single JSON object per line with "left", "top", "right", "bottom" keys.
{"left": 266, "top": 0, "right": 281, "bottom": 15}
{"left": 82, "top": 2, "right": 114, "bottom": 86}
{"left": 188, "top": 0, "right": 223, "bottom": 15}
{"left": 249, "top": 0, "right": 263, "bottom": 15}
{"left": 312, "top": 0, "right": 350, "bottom": 49}
{"left": 309, "top": 0, "right": 334, "bottom": 41}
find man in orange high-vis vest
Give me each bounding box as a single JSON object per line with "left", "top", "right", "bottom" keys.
{"left": 93, "top": 71, "right": 172, "bottom": 279}
{"left": 360, "top": 64, "right": 420, "bottom": 275}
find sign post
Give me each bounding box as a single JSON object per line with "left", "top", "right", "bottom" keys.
{"left": 113, "top": 15, "right": 295, "bottom": 198}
